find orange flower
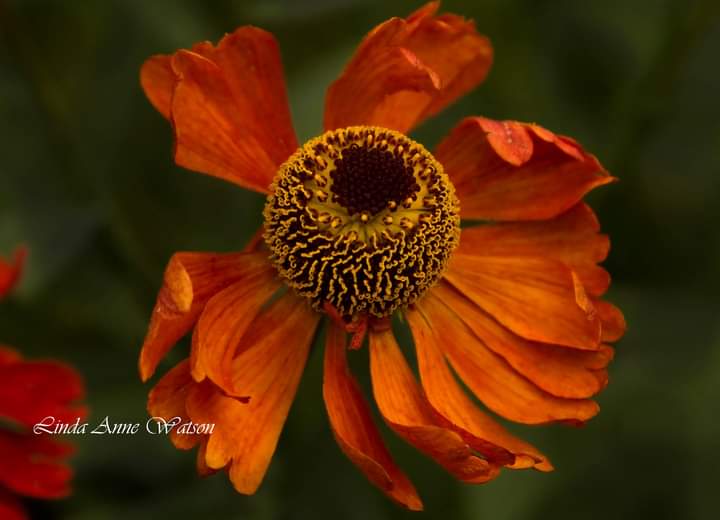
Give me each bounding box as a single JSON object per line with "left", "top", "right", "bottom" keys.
{"left": 0, "top": 250, "right": 87, "bottom": 520}
{"left": 139, "top": 2, "right": 625, "bottom": 510}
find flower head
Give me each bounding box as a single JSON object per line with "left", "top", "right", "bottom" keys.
{"left": 139, "top": 2, "right": 626, "bottom": 510}
{"left": 0, "top": 249, "right": 87, "bottom": 520}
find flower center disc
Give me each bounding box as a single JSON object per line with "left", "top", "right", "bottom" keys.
{"left": 263, "top": 126, "right": 460, "bottom": 318}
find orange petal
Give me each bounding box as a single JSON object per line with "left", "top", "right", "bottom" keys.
{"left": 323, "top": 322, "right": 423, "bottom": 510}
{"left": 444, "top": 254, "right": 602, "bottom": 350}
{"left": 138, "top": 251, "right": 272, "bottom": 382}
{"left": 151, "top": 27, "right": 297, "bottom": 194}
{"left": 190, "top": 271, "right": 281, "bottom": 389}
{"left": 405, "top": 305, "right": 550, "bottom": 470}
{"left": 595, "top": 300, "right": 627, "bottom": 342}
{"left": 458, "top": 204, "right": 610, "bottom": 296}
{"left": 147, "top": 360, "right": 202, "bottom": 450}
{"left": 187, "top": 293, "right": 319, "bottom": 494}
{"left": 435, "top": 117, "right": 614, "bottom": 221}
{"left": 369, "top": 329, "right": 499, "bottom": 483}
{"left": 0, "top": 246, "right": 26, "bottom": 299}
{"left": 195, "top": 439, "right": 218, "bottom": 477}
{"left": 415, "top": 294, "right": 599, "bottom": 425}
{"left": 139, "top": 55, "right": 174, "bottom": 119}
{"left": 324, "top": 2, "right": 492, "bottom": 134}
{"left": 169, "top": 51, "right": 277, "bottom": 194}
{"left": 432, "top": 282, "right": 612, "bottom": 399}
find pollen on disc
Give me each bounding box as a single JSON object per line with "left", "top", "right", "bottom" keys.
{"left": 263, "top": 126, "right": 460, "bottom": 318}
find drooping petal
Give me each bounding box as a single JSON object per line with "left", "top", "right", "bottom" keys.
{"left": 325, "top": 2, "right": 492, "bottom": 134}
{"left": 415, "top": 294, "right": 600, "bottom": 425}
{"left": 595, "top": 300, "right": 627, "bottom": 342}
{"left": 0, "top": 359, "right": 86, "bottom": 428}
{"left": 432, "top": 282, "right": 612, "bottom": 399}
{"left": 435, "top": 117, "right": 614, "bottom": 221}
{"left": 369, "top": 329, "right": 499, "bottom": 483}
{"left": 147, "top": 359, "right": 202, "bottom": 450}
{"left": 444, "top": 254, "right": 602, "bottom": 350}
{"left": 140, "top": 27, "right": 298, "bottom": 194}
{"left": 138, "top": 251, "right": 272, "bottom": 381}
{"left": 323, "top": 323, "right": 423, "bottom": 510}
{"left": 189, "top": 272, "right": 281, "bottom": 388}
{"left": 405, "top": 305, "right": 551, "bottom": 470}
{"left": 196, "top": 439, "right": 218, "bottom": 477}
{"left": 0, "top": 246, "right": 26, "bottom": 298}
{"left": 187, "top": 293, "right": 320, "bottom": 494}
{"left": 458, "top": 204, "right": 610, "bottom": 296}
{"left": 0, "top": 432, "right": 75, "bottom": 499}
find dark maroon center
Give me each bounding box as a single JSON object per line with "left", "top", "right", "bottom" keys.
{"left": 329, "top": 144, "right": 420, "bottom": 216}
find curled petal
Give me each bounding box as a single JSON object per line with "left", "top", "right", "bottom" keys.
{"left": 415, "top": 294, "right": 600, "bottom": 425}
{"left": 405, "top": 305, "right": 550, "bottom": 470}
{"left": 187, "top": 293, "right": 320, "bottom": 494}
{"left": 0, "top": 246, "right": 26, "bottom": 299}
{"left": 432, "top": 282, "right": 612, "bottom": 399}
{"left": 325, "top": 2, "right": 492, "bottom": 134}
{"left": 0, "top": 359, "right": 86, "bottom": 428}
{"left": 445, "top": 254, "right": 602, "bottom": 350}
{"left": 190, "top": 272, "right": 280, "bottom": 388}
{"left": 147, "top": 360, "right": 202, "bottom": 450}
{"left": 323, "top": 323, "right": 422, "bottom": 510}
{"left": 458, "top": 204, "right": 611, "bottom": 296}
{"left": 140, "top": 55, "right": 174, "bottom": 119}
{"left": 435, "top": 117, "right": 614, "bottom": 221}
{"left": 141, "top": 27, "right": 298, "bottom": 194}
{"left": 0, "top": 432, "right": 75, "bottom": 499}
{"left": 369, "top": 329, "right": 499, "bottom": 483}
{"left": 138, "top": 251, "right": 271, "bottom": 382}
{"left": 595, "top": 300, "right": 627, "bottom": 342}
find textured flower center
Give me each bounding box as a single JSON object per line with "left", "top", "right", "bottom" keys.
{"left": 263, "top": 126, "right": 460, "bottom": 318}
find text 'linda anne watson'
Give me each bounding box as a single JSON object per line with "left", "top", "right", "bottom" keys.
{"left": 32, "top": 416, "right": 215, "bottom": 435}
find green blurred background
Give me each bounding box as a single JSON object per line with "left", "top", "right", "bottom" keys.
{"left": 1, "top": 0, "right": 719, "bottom": 518}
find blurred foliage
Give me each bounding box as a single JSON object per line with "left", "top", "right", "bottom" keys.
{"left": 1, "top": 0, "right": 719, "bottom": 518}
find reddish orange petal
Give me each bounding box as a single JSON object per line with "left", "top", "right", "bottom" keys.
{"left": 150, "top": 27, "right": 297, "bottom": 194}
{"left": 0, "top": 359, "right": 86, "bottom": 428}
{"left": 416, "top": 294, "right": 599, "bottom": 425}
{"left": 138, "top": 251, "right": 271, "bottom": 382}
{"left": 147, "top": 360, "right": 202, "bottom": 450}
{"left": 432, "top": 282, "right": 612, "bottom": 399}
{"left": 187, "top": 293, "right": 320, "bottom": 494}
{"left": 190, "top": 271, "right": 280, "bottom": 389}
{"left": 596, "top": 300, "right": 627, "bottom": 342}
{"left": 0, "top": 432, "right": 75, "bottom": 499}
{"left": 435, "top": 117, "right": 613, "bottom": 221}
{"left": 139, "top": 55, "right": 174, "bottom": 119}
{"left": 323, "top": 323, "right": 423, "bottom": 510}
{"left": 325, "top": 2, "right": 492, "bottom": 134}
{"left": 369, "top": 329, "right": 499, "bottom": 483}
{"left": 405, "top": 305, "right": 551, "bottom": 470}
{"left": 458, "top": 204, "right": 610, "bottom": 296}
{"left": 0, "top": 246, "right": 26, "bottom": 299}
{"left": 445, "top": 254, "right": 602, "bottom": 350}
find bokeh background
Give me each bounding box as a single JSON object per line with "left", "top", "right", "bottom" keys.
{"left": 1, "top": 0, "right": 719, "bottom": 518}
